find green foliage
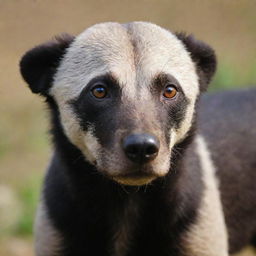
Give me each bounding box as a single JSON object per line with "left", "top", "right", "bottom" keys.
{"left": 15, "top": 177, "right": 42, "bottom": 236}
{"left": 211, "top": 62, "right": 256, "bottom": 91}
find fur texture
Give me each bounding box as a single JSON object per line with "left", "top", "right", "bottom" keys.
{"left": 19, "top": 22, "right": 256, "bottom": 256}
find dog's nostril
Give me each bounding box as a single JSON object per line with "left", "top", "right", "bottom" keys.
{"left": 145, "top": 144, "right": 158, "bottom": 156}
{"left": 123, "top": 133, "right": 160, "bottom": 163}
{"left": 126, "top": 145, "right": 139, "bottom": 156}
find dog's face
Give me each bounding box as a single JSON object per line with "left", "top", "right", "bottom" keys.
{"left": 20, "top": 22, "right": 216, "bottom": 186}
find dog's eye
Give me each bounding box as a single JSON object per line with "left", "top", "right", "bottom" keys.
{"left": 163, "top": 85, "right": 177, "bottom": 99}
{"left": 91, "top": 85, "right": 107, "bottom": 98}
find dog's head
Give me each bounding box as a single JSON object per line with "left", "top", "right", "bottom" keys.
{"left": 20, "top": 22, "right": 216, "bottom": 186}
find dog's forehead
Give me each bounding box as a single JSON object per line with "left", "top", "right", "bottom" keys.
{"left": 51, "top": 22, "right": 199, "bottom": 102}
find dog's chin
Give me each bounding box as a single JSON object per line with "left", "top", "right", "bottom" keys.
{"left": 112, "top": 173, "right": 157, "bottom": 186}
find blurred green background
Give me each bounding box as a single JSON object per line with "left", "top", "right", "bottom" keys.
{"left": 0, "top": 0, "right": 255, "bottom": 255}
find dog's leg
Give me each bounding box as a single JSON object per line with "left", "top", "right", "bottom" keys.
{"left": 34, "top": 198, "right": 62, "bottom": 256}
{"left": 182, "top": 135, "right": 228, "bottom": 256}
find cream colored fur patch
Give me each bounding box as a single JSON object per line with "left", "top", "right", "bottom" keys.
{"left": 35, "top": 199, "right": 62, "bottom": 256}
{"left": 183, "top": 135, "right": 228, "bottom": 256}
{"left": 59, "top": 105, "right": 101, "bottom": 164}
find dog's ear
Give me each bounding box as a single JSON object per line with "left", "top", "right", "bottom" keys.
{"left": 176, "top": 33, "right": 217, "bottom": 92}
{"left": 20, "top": 34, "right": 74, "bottom": 96}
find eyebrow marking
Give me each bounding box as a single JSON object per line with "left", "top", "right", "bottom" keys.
{"left": 86, "top": 72, "right": 120, "bottom": 87}
{"left": 150, "top": 72, "right": 185, "bottom": 95}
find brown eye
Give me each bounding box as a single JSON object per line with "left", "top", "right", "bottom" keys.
{"left": 91, "top": 85, "right": 107, "bottom": 98}
{"left": 163, "top": 85, "right": 177, "bottom": 99}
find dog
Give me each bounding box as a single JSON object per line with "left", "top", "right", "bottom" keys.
{"left": 20, "top": 22, "right": 256, "bottom": 256}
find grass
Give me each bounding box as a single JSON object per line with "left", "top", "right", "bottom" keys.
{"left": 211, "top": 62, "right": 256, "bottom": 91}
{"left": 15, "top": 176, "right": 42, "bottom": 236}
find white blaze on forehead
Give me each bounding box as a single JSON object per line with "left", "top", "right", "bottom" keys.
{"left": 51, "top": 22, "right": 136, "bottom": 103}
{"left": 125, "top": 22, "right": 199, "bottom": 100}
{"left": 51, "top": 21, "right": 199, "bottom": 103}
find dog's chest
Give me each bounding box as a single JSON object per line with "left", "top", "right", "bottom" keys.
{"left": 107, "top": 190, "right": 184, "bottom": 256}
{"left": 111, "top": 196, "right": 140, "bottom": 256}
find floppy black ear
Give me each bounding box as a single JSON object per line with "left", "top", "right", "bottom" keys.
{"left": 176, "top": 33, "right": 217, "bottom": 92}
{"left": 20, "top": 34, "right": 74, "bottom": 96}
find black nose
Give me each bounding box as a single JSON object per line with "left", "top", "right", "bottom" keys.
{"left": 123, "top": 133, "right": 160, "bottom": 163}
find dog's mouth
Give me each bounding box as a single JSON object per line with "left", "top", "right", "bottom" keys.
{"left": 112, "top": 172, "right": 157, "bottom": 186}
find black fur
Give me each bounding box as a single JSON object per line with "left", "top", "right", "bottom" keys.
{"left": 176, "top": 32, "right": 217, "bottom": 92}
{"left": 152, "top": 73, "right": 190, "bottom": 130}
{"left": 20, "top": 34, "right": 74, "bottom": 96}
{"left": 71, "top": 73, "right": 123, "bottom": 148}
{"left": 198, "top": 89, "right": 256, "bottom": 254}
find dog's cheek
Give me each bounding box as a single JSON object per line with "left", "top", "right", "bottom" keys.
{"left": 152, "top": 146, "right": 171, "bottom": 176}
{"left": 59, "top": 105, "right": 101, "bottom": 164}
{"left": 174, "top": 100, "right": 196, "bottom": 143}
